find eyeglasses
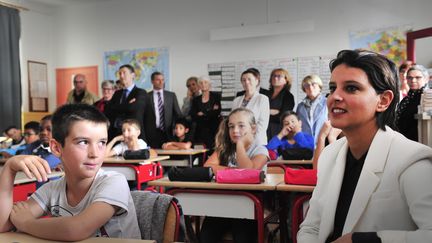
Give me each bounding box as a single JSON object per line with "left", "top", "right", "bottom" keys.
{"left": 406, "top": 76, "right": 424, "bottom": 80}
{"left": 102, "top": 87, "right": 114, "bottom": 91}
{"left": 23, "top": 132, "right": 36, "bottom": 137}
{"left": 74, "top": 80, "right": 84, "bottom": 84}
{"left": 303, "top": 82, "right": 318, "bottom": 88}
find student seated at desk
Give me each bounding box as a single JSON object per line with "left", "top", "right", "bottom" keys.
{"left": 105, "top": 119, "right": 149, "bottom": 157}
{"left": 267, "top": 111, "right": 314, "bottom": 160}
{"left": 0, "top": 104, "right": 141, "bottom": 241}
{"left": 161, "top": 118, "right": 192, "bottom": 150}
{"left": 203, "top": 107, "right": 269, "bottom": 243}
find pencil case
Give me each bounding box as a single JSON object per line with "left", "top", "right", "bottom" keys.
{"left": 216, "top": 168, "right": 265, "bottom": 184}
{"left": 284, "top": 167, "right": 317, "bottom": 185}
{"left": 168, "top": 167, "right": 214, "bottom": 182}
{"left": 123, "top": 149, "right": 150, "bottom": 160}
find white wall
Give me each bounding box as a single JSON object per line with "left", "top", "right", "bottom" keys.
{"left": 17, "top": 0, "right": 432, "bottom": 112}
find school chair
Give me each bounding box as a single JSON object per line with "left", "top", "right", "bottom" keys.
{"left": 131, "top": 190, "right": 183, "bottom": 243}
{"left": 291, "top": 194, "right": 311, "bottom": 243}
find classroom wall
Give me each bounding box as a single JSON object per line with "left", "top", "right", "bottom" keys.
{"left": 15, "top": 0, "right": 432, "bottom": 112}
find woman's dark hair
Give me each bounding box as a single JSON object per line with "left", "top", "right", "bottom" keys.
{"left": 329, "top": 49, "right": 399, "bottom": 130}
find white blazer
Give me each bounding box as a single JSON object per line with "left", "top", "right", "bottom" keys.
{"left": 298, "top": 127, "right": 432, "bottom": 243}
{"left": 232, "top": 92, "right": 270, "bottom": 145}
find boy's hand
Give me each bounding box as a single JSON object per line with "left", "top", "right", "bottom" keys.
{"left": 10, "top": 201, "right": 36, "bottom": 232}
{"left": 279, "top": 125, "right": 291, "bottom": 138}
{"left": 6, "top": 155, "right": 51, "bottom": 182}
{"left": 114, "top": 135, "right": 124, "bottom": 142}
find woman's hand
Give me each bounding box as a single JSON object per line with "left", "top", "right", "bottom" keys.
{"left": 331, "top": 233, "right": 353, "bottom": 243}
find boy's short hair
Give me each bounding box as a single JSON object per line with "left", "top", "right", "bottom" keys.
{"left": 121, "top": 119, "right": 141, "bottom": 130}
{"left": 4, "top": 125, "right": 18, "bottom": 134}
{"left": 280, "top": 110, "right": 299, "bottom": 124}
{"left": 52, "top": 104, "right": 109, "bottom": 146}
{"left": 175, "top": 118, "right": 190, "bottom": 130}
{"left": 24, "top": 121, "right": 40, "bottom": 134}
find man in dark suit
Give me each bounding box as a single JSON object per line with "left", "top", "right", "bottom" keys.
{"left": 144, "top": 71, "right": 182, "bottom": 148}
{"left": 104, "top": 64, "right": 147, "bottom": 141}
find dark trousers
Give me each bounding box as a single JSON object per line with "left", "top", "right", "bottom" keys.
{"left": 199, "top": 216, "right": 257, "bottom": 243}
{"left": 147, "top": 128, "right": 168, "bottom": 149}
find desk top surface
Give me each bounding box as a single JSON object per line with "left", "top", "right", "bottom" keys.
{"left": 149, "top": 173, "right": 315, "bottom": 192}
{"left": 275, "top": 183, "right": 315, "bottom": 192}
{"left": 103, "top": 156, "right": 170, "bottom": 164}
{"left": 0, "top": 232, "right": 154, "bottom": 243}
{"left": 14, "top": 171, "right": 64, "bottom": 185}
{"left": 154, "top": 148, "right": 207, "bottom": 155}
{"left": 269, "top": 159, "right": 313, "bottom": 165}
{"left": 148, "top": 173, "right": 284, "bottom": 191}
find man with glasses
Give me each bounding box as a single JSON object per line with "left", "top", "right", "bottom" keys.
{"left": 66, "top": 73, "right": 99, "bottom": 105}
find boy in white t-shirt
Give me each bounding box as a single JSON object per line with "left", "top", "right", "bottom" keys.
{"left": 105, "top": 119, "right": 148, "bottom": 157}
{"left": 0, "top": 104, "right": 141, "bottom": 241}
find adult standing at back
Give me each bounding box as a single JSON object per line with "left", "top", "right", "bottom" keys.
{"left": 181, "top": 76, "right": 201, "bottom": 120}
{"left": 94, "top": 80, "right": 116, "bottom": 113}
{"left": 66, "top": 74, "right": 98, "bottom": 105}
{"left": 396, "top": 64, "right": 430, "bottom": 142}
{"left": 296, "top": 74, "right": 328, "bottom": 144}
{"left": 190, "top": 76, "right": 221, "bottom": 151}
{"left": 232, "top": 69, "right": 270, "bottom": 145}
{"left": 144, "top": 71, "right": 182, "bottom": 148}
{"left": 104, "top": 64, "right": 147, "bottom": 141}
{"left": 267, "top": 68, "right": 295, "bottom": 140}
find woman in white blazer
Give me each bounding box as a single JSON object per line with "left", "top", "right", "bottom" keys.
{"left": 298, "top": 49, "right": 432, "bottom": 243}
{"left": 232, "top": 69, "right": 270, "bottom": 145}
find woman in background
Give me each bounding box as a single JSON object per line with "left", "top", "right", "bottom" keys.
{"left": 398, "top": 60, "right": 414, "bottom": 99}
{"left": 190, "top": 76, "right": 221, "bottom": 151}
{"left": 232, "top": 69, "right": 270, "bottom": 145}
{"left": 267, "top": 68, "right": 295, "bottom": 141}
{"left": 94, "top": 80, "right": 115, "bottom": 113}
{"left": 396, "top": 64, "right": 429, "bottom": 142}
{"left": 296, "top": 74, "right": 328, "bottom": 144}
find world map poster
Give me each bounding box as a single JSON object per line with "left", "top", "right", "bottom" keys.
{"left": 349, "top": 25, "right": 411, "bottom": 66}
{"left": 104, "top": 47, "right": 169, "bottom": 90}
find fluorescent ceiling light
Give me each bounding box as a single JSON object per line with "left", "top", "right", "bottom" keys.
{"left": 210, "top": 20, "right": 314, "bottom": 41}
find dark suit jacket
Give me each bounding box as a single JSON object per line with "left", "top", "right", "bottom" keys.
{"left": 104, "top": 86, "right": 147, "bottom": 140}
{"left": 144, "top": 90, "right": 182, "bottom": 148}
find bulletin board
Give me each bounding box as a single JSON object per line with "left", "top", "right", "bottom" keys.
{"left": 28, "top": 61, "right": 48, "bottom": 112}
{"left": 208, "top": 55, "right": 334, "bottom": 116}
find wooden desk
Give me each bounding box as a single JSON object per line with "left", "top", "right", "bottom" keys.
{"left": 154, "top": 149, "right": 207, "bottom": 167}
{"left": 0, "top": 232, "right": 154, "bottom": 243}
{"left": 148, "top": 174, "right": 283, "bottom": 243}
{"left": 269, "top": 159, "right": 313, "bottom": 166}
{"left": 103, "top": 156, "right": 169, "bottom": 190}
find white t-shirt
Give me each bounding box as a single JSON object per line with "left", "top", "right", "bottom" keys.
{"left": 112, "top": 139, "right": 148, "bottom": 156}
{"left": 227, "top": 142, "right": 269, "bottom": 171}
{"left": 31, "top": 169, "right": 141, "bottom": 239}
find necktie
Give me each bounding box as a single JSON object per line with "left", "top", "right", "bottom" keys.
{"left": 120, "top": 89, "right": 128, "bottom": 104}
{"left": 157, "top": 91, "right": 165, "bottom": 131}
